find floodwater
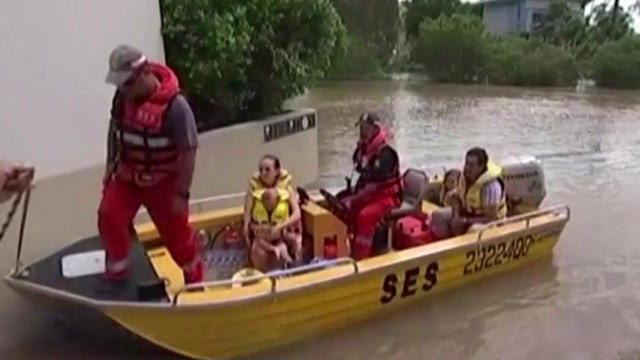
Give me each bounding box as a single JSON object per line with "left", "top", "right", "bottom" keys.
{"left": 4, "top": 80, "right": 640, "bottom": 359}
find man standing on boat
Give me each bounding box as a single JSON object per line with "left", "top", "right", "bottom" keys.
{"left": 430, "top": 147, "right": 507, "bottom": 239}
{"left": 341, "top": 112, "right": 402, "bottom": 259}
{"left": 0, "top": 161, "right": 34, "bottom": 203}
{"left": 98, "top": 45, "right": 203, "bottom": 284}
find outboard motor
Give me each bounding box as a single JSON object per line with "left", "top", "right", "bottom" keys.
{"left": 499, "top": 155, "right": 546, "bottom": 216}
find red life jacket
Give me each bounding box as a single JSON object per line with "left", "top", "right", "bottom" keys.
{"left": 113, "top": 63, "right": 181, "bottom": 187}
{"left": 353, "top": 126, "right": 402, "bottom": 199}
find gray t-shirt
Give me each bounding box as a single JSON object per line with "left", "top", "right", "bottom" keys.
{"left": 107, "top": 94, "right": 198, "bottom": 163}
{"left": 163, "top": 94, "right": 198, "bottom": 149}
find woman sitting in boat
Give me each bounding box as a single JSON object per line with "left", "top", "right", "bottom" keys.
{"left": 242, "top": 155, "right": 302, "bottom": 271}
{"left": 430, "top": 147, "right": 507, "bottom": 239}
{"left": 242, "top": 154, "right": 293, "bottom": 238}
{"left": 340, "top": 112, "right": 402, "bottom": 260}
{"left": 249, "top": 188, "right": 302, "bottom": 271}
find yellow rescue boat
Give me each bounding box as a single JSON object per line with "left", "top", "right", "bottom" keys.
{"left": 4, "top": 155, "right": 570, "bottom": 360}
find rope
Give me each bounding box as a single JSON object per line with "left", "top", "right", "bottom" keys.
{"left": 0, "top": 192, "right": 24, "bottom": 243}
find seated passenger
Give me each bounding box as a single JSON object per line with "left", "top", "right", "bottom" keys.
{"left": 340, "top": 112, "right": 402, "bottom": 260}
{"left": 242, "top": 154, "right": 294, "bottom": 241}
{"left": 440, "top": 168, "right": 462, "bottom": 208}
{"left": 430, "top": 147, "right": 507, "bottom": 239}
{"left": 248, "top": 154, "right": 292, "bottom": 192}
{"left": 249, "top": 188, "right": 302, "bottom": 272}
{"left": 243, "top": 155, "right": 302, "bottom": 272}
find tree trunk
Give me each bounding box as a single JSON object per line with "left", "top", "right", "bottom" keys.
{"left": 611, "top": 0, "right": 620, "bottom": 39}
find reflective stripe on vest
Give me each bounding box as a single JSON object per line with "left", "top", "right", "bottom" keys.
{"left": 115, "top": 126, "right": 178, "bottom": 176}
{"left": 251, "top": 188, "right": 290, "bottom": 225}
{"left": 461, "top": 161, "right": 507, "bottom": 218}
{"left": 117, "top": 130, "right": 172, "bottom": 148}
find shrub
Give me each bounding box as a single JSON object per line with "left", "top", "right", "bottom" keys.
{"left": 413, "top": 14, "right": 487, "bottom": 83}
{"left": 484, "top": 36, "right": 578, "bottom": 86}
{"left": 326, "top": 35, "right": 384, "bottom": 79}
{"left": 591, "top": 35, "right": 640, "bottom": 89}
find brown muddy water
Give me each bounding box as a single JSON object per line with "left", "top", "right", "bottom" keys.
{"left": 3, "top": 80, "right": 640, "bottom": 359}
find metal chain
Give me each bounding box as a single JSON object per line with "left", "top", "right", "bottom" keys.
{"left": 0, "top": 192, "right": 24, "bottom": 243}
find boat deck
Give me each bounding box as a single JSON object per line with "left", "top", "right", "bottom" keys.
{"left": 20, "top": 235, "right": 167, "bottom": 303}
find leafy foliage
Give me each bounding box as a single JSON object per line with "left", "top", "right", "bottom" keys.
{"left": 488, "top": 37, "right": 578, "bottom": 86}
{"left": 413, "top": 14, "right": 487, "bottom": 83}
{"left": 326, "top": 35, "right": 385, "bottom": 79}
{"left": 331, "top": 0, "right": 400, "bottom": 63}
{"left": 412, "top": 14, "right": 579, "bottom": 86}
{"left": 591, "top": 35, "right": 640, "bottom": 88}
{"left": 532, "top": 0, "right": 633, "bottom": 61}
{"left": 403, "top": 0, "right": 480, "bottom": 40}
{"left": 161, "top": 0, "right": 347, "bottom": 129}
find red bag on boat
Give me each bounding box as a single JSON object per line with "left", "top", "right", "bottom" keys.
{"left": 393, "top": 214, "right": 434, "bottom": 250}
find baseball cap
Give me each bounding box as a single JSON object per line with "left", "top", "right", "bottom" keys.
{"left": 105, "top": 44, "right": 147, "bottom": 86}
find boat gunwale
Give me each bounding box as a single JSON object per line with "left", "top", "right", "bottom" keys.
{"left": 2, "top": 204, "right": 569, "bottom": 311}
{"left": 170, "top": 206, "right": 569, "bottom": 304}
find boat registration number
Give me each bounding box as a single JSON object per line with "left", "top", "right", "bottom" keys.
{"left": 462, "top": 234, "right": 540, "bottom": 276}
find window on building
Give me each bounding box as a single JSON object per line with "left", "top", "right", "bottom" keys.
{"left": 531, "top": 12, "right": 545, "bottom": 30}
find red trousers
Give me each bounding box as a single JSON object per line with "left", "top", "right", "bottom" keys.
{"left": 98, "top": 177, "right": 202, "bottom": 283}
{"left": 344, "top": 194, "right": 399, "bottom": 260}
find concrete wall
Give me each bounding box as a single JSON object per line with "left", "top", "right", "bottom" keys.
{"left": 0, "top": 0, "right": 166, "bottom": 180}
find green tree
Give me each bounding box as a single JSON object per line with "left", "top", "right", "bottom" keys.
{"left": 413, "top": 14, "right": 487, "bottom": 83}
{"left": 161, "top": 0, "right": 347, "bottom": 129}
{"left": 517, "top": 40, "right": 578, "bottom": 86}
{"left": 532, "top": 1, "right": 595, "bottom": 61}
{"left": 484, "top": 36, "right": 578, "bottom": 86}
{"left": 240, "top": 0, "right": 347, "bottom": 117}
{"left": 534, "top": 1, "right": 587, "bottom": 49}
{"left": 532, "top": 0, "right": 633, "bottom": 72}
{"left": 403, "top": 0, "right": 479, "bottom": 40}
{"left": 326, "top": 35, "right": 384, "bottom": 79}
{"left": 331, "top": 0, "right": 400, "bottom": 63}
{"left": 591, "top": 35, "right": 640, "bottom": 88}
{"left": 161, "top": 0, "right": 253, "bottom": 127}
{"left": 587, "top": 3, "right": 633, "bottom": 43}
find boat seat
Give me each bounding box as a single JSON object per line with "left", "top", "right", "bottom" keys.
{"left": 372, "top": 169, "right": 429, "bottom": 254}
{"left": 386, "top": 168, "right": 429, "bottom": 221}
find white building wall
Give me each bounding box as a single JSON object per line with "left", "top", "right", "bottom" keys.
{"left": 0, "top": 0, "right": 166, "bottom": 179}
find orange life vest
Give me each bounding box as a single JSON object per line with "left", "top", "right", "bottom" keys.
{"left": 113, "top": 63, "right": 182, "bottom": 187}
